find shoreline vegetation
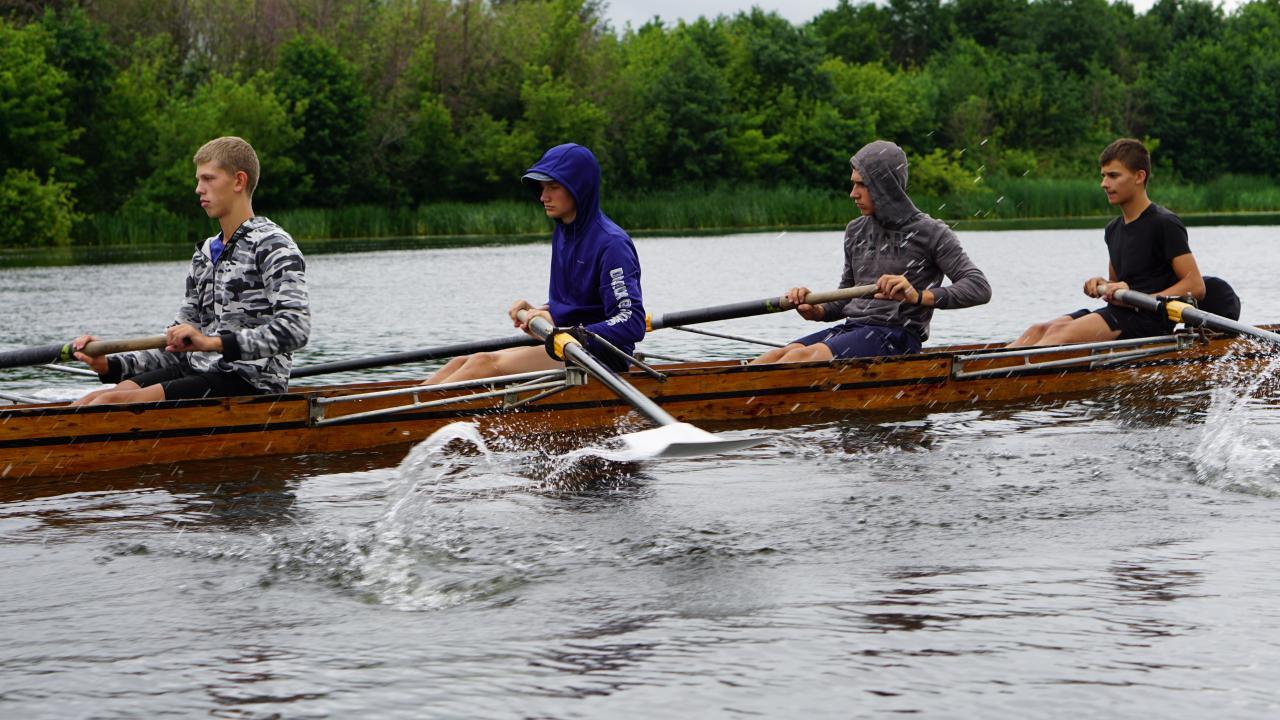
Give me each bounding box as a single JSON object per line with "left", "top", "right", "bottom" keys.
{"left": 2, "top": 176, "right": 1277, "bottom": 268}
{"left": 5, "top": 2, "right": 1280, "bottom": 264}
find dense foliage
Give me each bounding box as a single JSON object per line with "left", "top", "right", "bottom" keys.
{"left": 1, "top": 0, "right": 1277, "bottom": 247}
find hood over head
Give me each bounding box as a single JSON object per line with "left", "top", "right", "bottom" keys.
{"left": 850, "top": 140, "right": 921, "bottom": 228}
{"left": 522, "top": 143, "right": 602, "bottom": 233}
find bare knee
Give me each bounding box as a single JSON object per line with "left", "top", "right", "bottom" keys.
{"left": 776, "top": 344, "right": 830, "bottom": 363}
{"left": 752, "top": 343, "right": 803, "bottom": 365}
{"left": 467, "top": 352, "right": 503, "bottom": 374}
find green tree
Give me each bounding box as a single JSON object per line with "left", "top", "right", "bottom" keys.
{"left": 608, "top": 22, "right": 732, "bottom": 187}
{"left": 274, "top": 35, "right": 371, "bottom": 204}
{"left": 0, "top": 19, "right": 76, "bottom": 180}
{"left": 366, "top": 39, "right": 462, "bottom": 205}
{"left": 1146, "top": 39, "right": 1246, "bottom": 179}
{"left": 127, "top": 73, "right": 305, "bottom": 217}
{"left": 38, "top": 7, "right": 121, "bottom": 212}
{"left": 517, "top": 65, "right": 608, "bottom": 153}
{"left": 811, "top": 0, "right": 893, "bottom": 66}
{"left": 0, "top": 168, "right": 79, "bottom": 248}
{"left": 888, "top": 0, "right": 954, "bottom": 67}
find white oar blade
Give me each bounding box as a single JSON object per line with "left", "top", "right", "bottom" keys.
{"left": 619, "top": 422, "right": 765, "bottom": 459}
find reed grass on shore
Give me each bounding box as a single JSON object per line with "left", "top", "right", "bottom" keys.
{"left": 62, "top": 175, "right": 1280, "bottom": 248}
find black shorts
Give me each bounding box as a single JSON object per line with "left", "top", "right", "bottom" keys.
{"left": 129, "top": 365, "right": 261, "bottom": 400}
{"left": 1069, "top": 305, "right": 1176, "bottom": 340}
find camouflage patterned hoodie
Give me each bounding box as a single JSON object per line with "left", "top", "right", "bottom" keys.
{"left": 102, "top": 217, "right": 310, "bottom": 393}
{"left": 820, "top": 140, "right": 991, "bottom": 341}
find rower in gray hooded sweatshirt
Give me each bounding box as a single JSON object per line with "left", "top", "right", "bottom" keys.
{"left": 752, "top": 140, "right": 991, "bottom": 364}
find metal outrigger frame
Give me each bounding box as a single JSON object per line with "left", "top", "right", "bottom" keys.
{"left": 308, "top": 367, "right": 590, "bottom": 426}
{"left": 950, "top": 333, "right": 1198, "bottom": 380}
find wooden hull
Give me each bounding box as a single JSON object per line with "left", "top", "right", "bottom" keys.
{"left": 1, "top": 330, "right": 1272, "bottom": 479}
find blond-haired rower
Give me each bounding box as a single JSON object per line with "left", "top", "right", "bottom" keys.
{"left": 72, "top": 136, "right": 310, "bottom": 405}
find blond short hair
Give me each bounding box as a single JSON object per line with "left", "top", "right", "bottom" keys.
{"left": 193, "top": 136, "right": 260, "bottom": 196}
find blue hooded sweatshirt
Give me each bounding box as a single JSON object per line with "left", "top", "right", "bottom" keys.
{"left": 523, "top": 144, "right": 645, "bottom": 360}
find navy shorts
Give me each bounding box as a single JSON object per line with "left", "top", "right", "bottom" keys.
{"left": 129, "top": 365, "right": 262, "bottom": 400}
{"left": 1069, "top": 306, "right": 1176, "bottom": 340}
{"left": 792, "top": 322, "right": 922, "bottom": 359}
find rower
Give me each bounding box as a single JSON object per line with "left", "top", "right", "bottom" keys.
{"left": 423, "top": 143, "right": 645, "bottom": 384}
{"left": 1008, "top": 138, "right": 1205, "bottom": 347}
{"left": 751, "top": 140, "right": 991, "bottom": 364}
{"left": 71, "top": 136, "right": 310, "bottom": 405}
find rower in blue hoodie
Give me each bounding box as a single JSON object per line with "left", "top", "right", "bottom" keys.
{"left": 424, "top": 143, "right": 645, "bottom": 384}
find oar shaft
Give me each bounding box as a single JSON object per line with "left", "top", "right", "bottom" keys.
{"left": 0, "top": 335, "right": 167, "bottom": 370}
{"left": 1113, "top": 288, "right": 1280, "bottom": 346}
{"left": 521, "top": 311, "right": 679, "bottom": 427}
{"left": 0, "top": 342, "right": 71, "bottom": 371}
{"left": 649, "top": 284, "right": 878, "bottom": 330}
{"left": 290, "top": 335, "right": 538, "bottom": 378}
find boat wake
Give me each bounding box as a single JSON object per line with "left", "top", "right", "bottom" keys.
{"left": 1192, "top": 344, "right": 1280, "bottom": 497}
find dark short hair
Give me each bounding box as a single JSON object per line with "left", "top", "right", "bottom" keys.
{"left": 1099, "top": 138, "right": 1151, "bottom": 184}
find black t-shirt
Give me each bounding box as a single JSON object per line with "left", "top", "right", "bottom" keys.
{"left": 1105, "top": 203, "right": 1191, "bottom": 294}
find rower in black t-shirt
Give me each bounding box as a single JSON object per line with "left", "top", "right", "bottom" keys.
{"left": 1009, "top": 139, "right": 1206, "bottom": 347}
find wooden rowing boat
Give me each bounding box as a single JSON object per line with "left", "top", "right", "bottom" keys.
{"left": 2, "top": 327, "right": 1272, "bottom": 480}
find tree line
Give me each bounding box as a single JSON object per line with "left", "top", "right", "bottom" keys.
{"left": 1, "top": 0, "right": 1277, "bottom": 248}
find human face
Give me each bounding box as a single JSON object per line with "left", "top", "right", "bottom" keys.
{"left": 539, "top": 181, "right": 577, "bottom": 224}
{"left": 1099, "top": 160, "right": 1146, "bottom": 206}
{"left": 850, "top": 168, "right": 875, "bottom": 216}
{"left": 195, "top": 162, "right": 246, "bottom": 219}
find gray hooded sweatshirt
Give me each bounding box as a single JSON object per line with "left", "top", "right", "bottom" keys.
{"left": 820, "top": 141, "right": 991, "bottom": 341}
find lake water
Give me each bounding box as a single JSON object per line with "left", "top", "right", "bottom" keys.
{"left": 3, "top": 226, "right": 1280, "bottom": 717}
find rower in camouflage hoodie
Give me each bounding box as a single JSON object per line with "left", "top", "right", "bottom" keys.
{"left": 101, "top": 216, "right": 310, "bottom": 394}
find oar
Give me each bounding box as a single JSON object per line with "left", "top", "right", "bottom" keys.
{"left": 0, "top": 336, "right": 167, "bottom": 371}
{"left": 290, "top": 335, "right": 537, "bottom": 378}
{"left": 518, "top": 309, "right": 763, "bottom": 458}
{"left": 647, "top": 284, "right": 878, "bottom": 329}
{"left": 1112, "top": 288, "right": 1280, "bottom": 347}
{"left": 289, "top": 285, "right": 880, "bottom": 378}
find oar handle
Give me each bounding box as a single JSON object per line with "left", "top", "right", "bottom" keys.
{"left": 793, "top": 284, "right": 879, "bottom": 309}
{"left": 78, "top": 336, "right": 169, "bottom": 358}
{"left": 649, "top": 284, "right": 878, "bottom": 330}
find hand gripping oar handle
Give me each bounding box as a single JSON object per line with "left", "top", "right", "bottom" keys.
{"left": 0, "top": 336, "right": 169, "bottom": 371}
{"left": 648, "top": 284, "right": 878, "bottom": 330}
{"left": 1111, "top": 287, "right": 1280, "bottom": 347}
{"left": 518, "top": 310, "right": 680, "bottom": 427}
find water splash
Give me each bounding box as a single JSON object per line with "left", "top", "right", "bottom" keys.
{"left": 1192, "top": 345, "right": 1280, "bottom": 496}
{"left": 264, "top": 422, "right": 646, "bottom": 611}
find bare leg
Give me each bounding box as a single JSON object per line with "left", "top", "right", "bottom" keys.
{"left": 80, "top": 383, "right": 166, "bottom": 406}
{"left": 1035, "top": 312, "right": 1120, "bottom": 346}
{"left": 71, "top": 380, "right": 142, "bottom": 407}
{"left": 1007, "top": 315, "right": 1074, "bottom": 347}
{"left": 749, "top": 342, "right": 806, "bottom": 365}
{"left": 751, "top": 342, "right": 835, "bottom": 364}
{"left": 422, "top": 355, "right": 469, "bottom": 385}
{"left": 423, "top": 346, "right": 561, "bottom": 385}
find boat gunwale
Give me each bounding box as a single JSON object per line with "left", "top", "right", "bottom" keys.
{"left": 0, "top": 328, "right": 1268, "bottom": 424}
